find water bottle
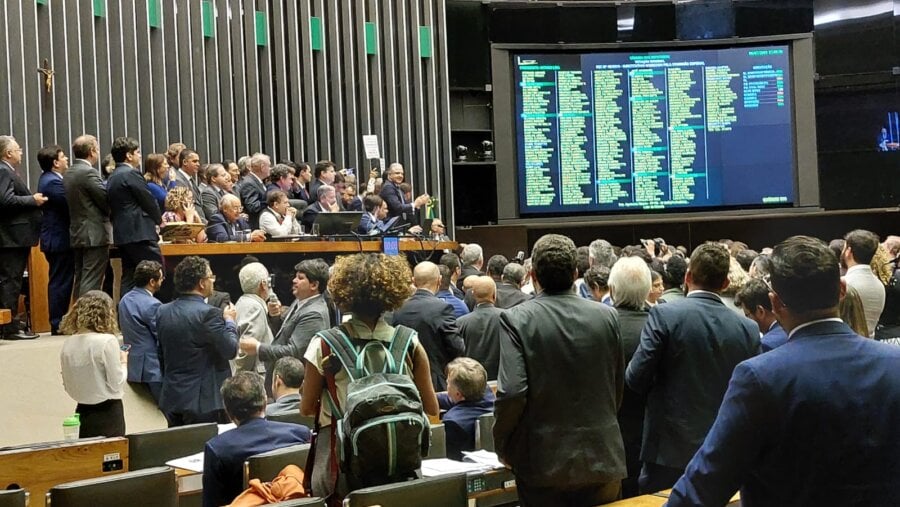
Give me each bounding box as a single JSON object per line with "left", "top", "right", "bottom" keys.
{"left": 63, "top": 413, "right": 80, "bottom": 441}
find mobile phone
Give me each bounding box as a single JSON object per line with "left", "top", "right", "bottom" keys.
{"left": 120, "top": 344, "right": 132, "bottom": 352}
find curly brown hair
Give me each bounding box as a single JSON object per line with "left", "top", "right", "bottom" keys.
{"left": 165, "top": 185, "right": 193, "bottom": 213}
{"left": 59, "top": 290, "right": 120, "bottom": 335}
{"left": 328, "top": 253, "right": 412, "bottom": 318}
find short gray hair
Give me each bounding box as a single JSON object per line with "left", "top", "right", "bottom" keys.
{"left": 250, "top": 152, "right": 271, "bottom": 173}
{"left": 0, "top": 135, "right": 17, "bottom": 158}
{"left": 608, "top": 256, "right": 651, "bottom": 309}
{"left": 317, "top": 184, "right": 335, "bottom": 201}
{"left": 589, "top": 239, "right": 618, "bottom": 269}
{"left": 239, "top": 262, "right": 270, "bottom": 295}
{"left": 219, "top": 193, "right": 241, "bottom": 210}
{"left": 502, "top": 262, "right": 526, "bottom": 286}
{"left": 460, "top": 243, "right": 483, "bottom": 266}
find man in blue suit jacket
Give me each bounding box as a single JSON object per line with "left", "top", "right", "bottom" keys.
{"left": 157, "top": 256, "right": 239, "bottom": 426}
{"left": 379, "top": 163, "right": 429, "bottom": 224}
{"left": 438, "top": 358, "right": 494, "bottom": 460}
{"left": 357, "top": 194, "right": 390, "bottom": 235}
{"left": 36, "top": 145, "right": 72, "bottom": 335}
{"left": 206, "top": 194, "right": 265, "bottom": 243}
{"left": 627, "top": 243, "right": 759, "bottom": 493}
{"left": 118, "top": 260, "right": 164, "bottom": 404}
{"left": 735, "top": 277, "right": 789, "bottom": 352}
{"left": 203, "top": 372, "right": 310, "bottom": 507}
{"left": 668, "top": 236, "right": 900, "bottom": 507}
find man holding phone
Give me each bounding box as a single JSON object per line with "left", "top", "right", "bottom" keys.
{"left": 118, "top": 260, "right": 165, "bottom": 404}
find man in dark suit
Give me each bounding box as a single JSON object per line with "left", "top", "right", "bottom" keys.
{"left": 436, "top": 265, "right": 469, "bottom": 318}
{"left": 494, "top": 234, "right": 625, "bottom": 506}
{"left": 379, "top": 163, "right": 429, "bottom": 224}
{"left": 37, "top": 145, "right": 72, "bottom": 335}
{"left": 626, "top": 242, "right": 760, "bottom": 494}
{"left": 300, "top": 184, "right": 339, "bottom": 233}
{"left": 64, "top": 135, "right": 110, "bottom": 298}
{"left": 158, "top": 256, "right": 239, "bottom": 426}
{"left": 239, "top": 258, "right": 331, "bottom": 392}
{"left": 172, "top": 148, "right": 207, "bottom": 223}
{"left": 206, "top": 194, "right": 265, "bottom": 243}
{"left": 107, "top": 137, "right": 162, "bottom": 296}
{"left": 669, "top": 236, "right": 900, "bottom": 507}
{"left": 496, "top": 262, "right": 532, "bottom": 309}
{"left": 736, "top": 277, "right": 788, "bottom": 352}
{"left": 0, "top": 136, "right": 46, "bottom": 340}
{"left": 265, "top": 357, "right": 303, "bottom": 417}
{"left": 309, "top": 160, "right": 336, "bottom": 205}
{"left": 357, "top": 194, "right": 389, "bottom": 235}
{"left": 200, "top": 163, "right": 234, "bottom": 219}
{"left": 292, "top": 162, "right": 312, "bottom": 203}
{"left": 458, "top": 276, "right": 503, "bottom": 380}
{"left": 203, "top": 372, "right": 310, "bottom": 507}
{"left": 439, "top": 252, "right": 467, "bottom": 300}
{"left": 458, "top": 243, "right": 484, "bottom": 289}
{"left": 391, "top": 261, "right": 464, "bottom": 391}
{"left": 238, "top": 153, "right": 271, "bottom": 229}
{"left": 118, "top": 260, "right": 164, "bottom": 404}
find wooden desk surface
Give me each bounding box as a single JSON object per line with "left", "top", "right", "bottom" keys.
{"left": 0, "top": 437, "right": 129, "bottom": 506}
{"left": 160, "top": 239, "right": 457, "bottom": 256}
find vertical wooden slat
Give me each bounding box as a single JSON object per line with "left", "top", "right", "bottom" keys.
{"left": 381, "top": 0, "right": 400, "bottom": 163}
{"left": 36, "top": 1, "right": 55, "bottom": 147}
{"left": 326, "top": 0, "right": 345, "bottom": 164}
{"left": 285, "top": 0, "right": 306, "bottom": 160}
{"left": 0, "top": 3, "right": 11, "bottom": 133}
{"left": 272, "top": 0, "right": 291, "bottom": 160}
{"left": 257, "top": 1, "right": 277, "bottom": 159}
{"left": 162, "top": 0, "right": 181, "bottom": 144}
{"left": 340, "top": 0, "right": 360, "bottom": 170}
{"left": 189, "top": 0, "right": 209, "bottom": 156}
{"left": 175, "top": 0, "right": 195, "bottom": 147}
{"left": 203, "top": 2, "right": 222, "bottom": 162}
{"left": 434, "top": 0, "right": 454, "bottom": 229}
{"left": 149, "top": 0, "right": 170, "bottom": 151}
{"left": 367, "top": 0, "right": 386, "bottom": 162}
{"left": 120, "top": 1, "right": 142, "bottom": 142}
{"left": 106, "top": 1, "right": 127, "bottom": 139}
{"left": 243, "top": 0, "right": 261, "bottom": 152}
{"left": 313, "top": 0, "right": 331, "bottom": 158}
{"left": 216, "top": 0, "right": 236, "bottom": 159}
{"left": 20, "top": 0, "right": 43, "bottom": 173}
{"left": 77, "top": 0, "right": 100, "bottom": 146}
{"left": 47, "top": 1, "right": 71, "bottom": 156}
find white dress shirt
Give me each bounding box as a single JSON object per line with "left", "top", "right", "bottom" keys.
{"left": 60, "top": 332, "right": 126, "bottom": 405}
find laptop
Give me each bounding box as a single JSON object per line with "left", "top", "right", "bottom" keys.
{"left": 313, "top": 211, "right": 364, "bottom": 236}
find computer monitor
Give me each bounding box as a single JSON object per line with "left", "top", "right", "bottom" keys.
{"left": 313, "top": 211, "right": 364, "bottom": 236}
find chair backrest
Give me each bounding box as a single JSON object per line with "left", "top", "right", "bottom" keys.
{"left": 127, "top": 423, "right": 218, "bottom": 470}
{"left": 425, "top": 424, "right": 446, "bottom": 459}
{"left": 267, "top": 412, "right": 317, "bottom": 429}
{"left": 0, "top": 489, "right": 26, "bottom": 507}
{"left": 46, "top": 466, "right": 177, "bottom": 507}
{"left": 475, "top": 413, "right": 495, "bottom": 452}
{"left": 266, "top": 498, "right": 326, "bottom": 507}
{"left": 343, "top": 473, "right": 468, "bottom": 507}
{"left": 243, "top": 443, "right": 312, "bottom": 488}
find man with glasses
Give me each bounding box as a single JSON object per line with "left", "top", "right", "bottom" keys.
{"left": 157, "top": 256, "right": 239, "bottom": 426}
{"left": 207, "top": 194, "right": 265, "bottom": 242}
{"left": 118, "top": 260, "right": 166, "bottom": 404}
{"left": 668, "top": 235, "right": 900, "bottom": 506}
{"left": 0, "top": 136, "right": 47, "bottom": 340}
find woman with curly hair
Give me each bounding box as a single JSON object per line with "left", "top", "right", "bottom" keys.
{"left": 59, "top": 290, "right": 128, "bottom": 438}
{"left": 161, "top": 186, "right": 207, "bottom": 243}
{"left": 300, "top": 253, "right": 439, "bottom": 500}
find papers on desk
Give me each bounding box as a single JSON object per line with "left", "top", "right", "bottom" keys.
{"left": 461, "top": 450, "right": 504, "bottom": 469}
{"left": 420, "top": 459, "right": 492, "bottom": 477}
{"left": 166, "top": 451, "right": 204, "bottom": 473}
{"left": 218, "top": 423, "right": 237, "bottom": 434}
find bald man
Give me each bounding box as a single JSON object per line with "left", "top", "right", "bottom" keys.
{"left": 457, "top": 276, "right": 504, "bottom": 380}
{"left": 391, "top": 261, "right": 464, "bottom": 391}
{"left": 207, "top": 194, "right": 265, "bottom": 243}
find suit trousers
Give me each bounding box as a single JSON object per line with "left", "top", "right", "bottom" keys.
{"left": 516, "top": 480, "right": 621, "bottom": 507}
{"left": 45, "top": 250, "right": 75, "bottom": 332}
{"left": 73, "top": 245, "right": 109, "bottom": 298}
{"left": 0, "top": 247, "right": 29, "bottom": 334}
{"left": 118, "top": 241, "right": 162, "bottom": 297}
{"left": 76, "top": 398, "right": 125, "bottom": 438}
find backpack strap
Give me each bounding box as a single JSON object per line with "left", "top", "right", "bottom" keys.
{"left": 317, "top": 327, "right": 362, "bottom": 381}
{"left": 317, "top": 334, "right": 343, "bottom": 502}
{"left": 386, "top": 325, "right": 416, "bottom": 375}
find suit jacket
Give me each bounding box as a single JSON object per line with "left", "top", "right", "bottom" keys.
{"left": 390, "top": 289, "right": 464, "bottom": 391}
{"left": 173, "top": 169, "right": 207, "bottom": 222}
{"left": 357, "top": 212, "right": 383, "bottom": 235}
{"left": 203, "top": 417, "right": 310, "bottom": 507}
{"left": 379, "top": 180, "right": 415, "bottom": 223}
{"left": 760, "top": 321, "right": 788, "bottom": 352}
{"left": 626, "top": 291, "right": 760, "bottom": 470}
{"left": 615, "top": 306, "right": 650, "bottom": 496}
{"left": 157, "top": 294, "right": 239, "bottom": 416}
{"left": 38, "top": 171, "right": 70, "bottom": 253}
{"left": 294, "top": 184, "right": 311, "bottom": 204}
{"left": 107, "top": 164, "right": 161, "bottom": 245}
{"left": 206, "top": 212, "right": 251, "bottom": 243}
{"left": 300, "top": 201, "right": 325, "bottom": 232}
{"left": 0, "top": 160, "right": 41, "bottom": 248}
{"left": 63, "top": 159, "right": 110, "bottom": 248}
{"left": 457, "top": 265, "right": 483, "bottom": 290}
{"left": 438, "top": 391, "right": 494, "bottom": 461}
{"left": 436, "top": 289, "right": 469, "bottom": 319}
{"left": 266, "top": 393, "right": 301, "bottom": 417}
{"left": 239, "top": 174, "right": 267, "bottom": 228}
{"left": 118, "top": 288, "right": 162, "bottom": 383}
{"left": 457, "top": 303, "right": 504, "bottom": 380}
{"left": 669, "top": 321, "right": 900, "bottom": 507}
{"left": 495, "top": 282, "right": 532, "bottom": 309}
{"left": 260, "top": 294, "right": 331, "bottom": 390}
{"left": 495, "top": 291, "right": 625, "bottom": 488}
{"left": 234, "top": 293, "right": 274, "bottom": 374}
{"left": 200, "top": 185, "right": 230, "bottom": 221}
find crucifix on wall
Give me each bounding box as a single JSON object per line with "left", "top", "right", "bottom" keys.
{"left": 37, "top": 58, "right": 54, "bottom": 93}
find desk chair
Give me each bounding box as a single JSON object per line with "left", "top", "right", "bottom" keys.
{"left": 475, "top": 413, "right": 495, "bottom": 451}
{"left": 267, "top": 412, "right": 317, "bottom": 429}
{"left": 46, "top": 466, "right": 177, "bottom": 507}
{"left": 342, "top": 473, "right": 468, "bottom": 507}
{"left": 243, "top": 443, "right": 312, "bottom": 488}
{"left": 426, "top": 424, "right": 446, "bottom": 459}
{"left": 127, "top": 423, "right": 218, "bottom": 470}
{"left": 0, "top": 489, "right": 26, "bottom": 507}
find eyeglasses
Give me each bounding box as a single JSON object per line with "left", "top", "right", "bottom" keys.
{"left": 762, "top": 274, "right": 774, "bottom": 293}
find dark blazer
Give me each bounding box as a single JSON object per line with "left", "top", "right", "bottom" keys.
{"left": 173, "top": 169, "right": 207, "bottom": 222}
{"left": 625, "top": 291, "right": 760, "bottom": 470}
{"left": 200, "top": 185, "right": 229, "bottom": 221}
{"left": 669, "top": 321, "right": 900, "bottom": 507}
{"left": 438, "top": 390, "right": 495, "bottom": 461}
{"left": 300, "top": 201, "right": 325, "bottom": 232}
{"left": 761, "top": 321, "right": 788, "bottom": 352}
{"left": 238, "top": 174, "right": 266, "bottom": 228}
{"left": 615, "top": 306, "right": 651, "bottom": 498}
{"left": 457, "top": 265, "right": 483, "bottom": 290}
{"left": 494, "top": 291, "right": 625, "bottom": 488}
{"left": 266, "top": 393, "right": 301, "bottom": 417}
{"left": 379, "top": 180, "right": 415, "bottom": 223}
{"left": 118, "top": 287, "right": 162, "bottom": 383}
{"left": 206, "top": 212, "right": 251, "bottom": 243}
{"left": 38, "top": 171, "right": 70, "bottom": 253}
{"left": 203, "top": 417, "right": 310, "bottom": 507}
{"left": 157, "top": 294, "right": 239, "bottom": 417}
{"left": 294, "top": 184, "right": 311, "bottom": 204}
{"left": 63, "top": 159, "right": 110, "bottom": 248}
{"left": 309, "top": 179, "right": 326, "bottom": 206}
{"left": 0, "top": 161, "right": 41, "bottom": 248}
{"left": 357, "top": 212, "right": 382, "bottom": 235}
{"left": 259, "top": 294, "right": 331, "bottom": 389}
{"left": 391, "top": 289, "right": 464, "bottom": 391}
{"left": 495, "top": 282, "right": 532, "bottom": 309}
{"left": 107, "top": 164, "right": 161, "bottom": 245}
{"left": 457, "top": 303, "right": 504, "bottom": 380}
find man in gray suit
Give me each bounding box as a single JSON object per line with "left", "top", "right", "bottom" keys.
{"left": 495, "top": 234, "right": 625, "bottom": 506}
{"left": 201, "top": 163, "right": 234, "bottom": 219}
{"left": 64, "top": 135, "right": 110, "bottom": 297}
{"left": 626, "top": 242, "right": 760, "bottom": 493}
{"left": 239, "top": 258, "right": 331, "bottom": 393}
{"left": 457, "top": 276, "right": 504, "bottom": 380}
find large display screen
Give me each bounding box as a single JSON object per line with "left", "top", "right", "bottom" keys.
{"left": 514, "top": 45, "right": 796, "bottom": 215}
